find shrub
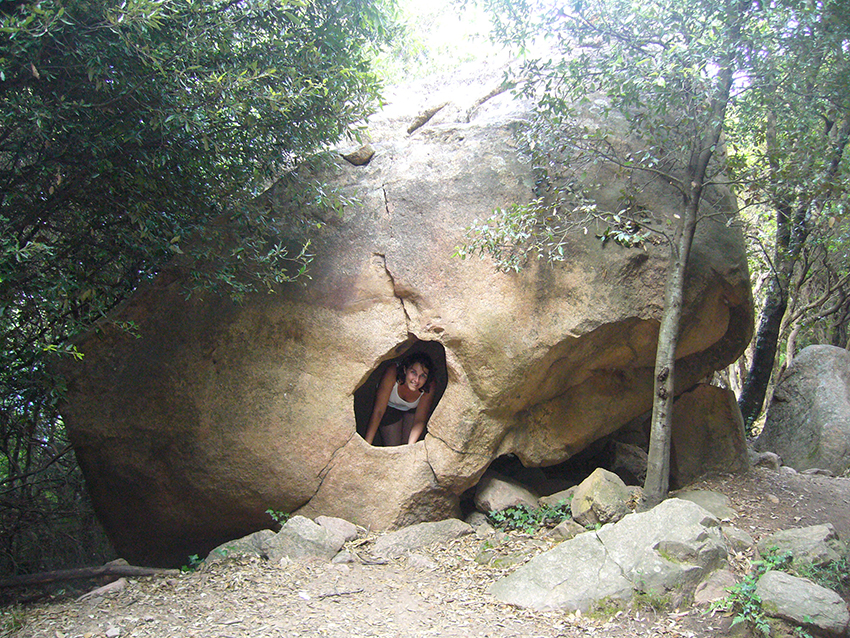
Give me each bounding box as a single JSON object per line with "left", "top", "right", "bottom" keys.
{"left": 488, "top": 500, "right": 572, "bottom": 534}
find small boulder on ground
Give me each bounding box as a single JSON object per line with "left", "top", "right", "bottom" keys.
{"left": 316, "top": 516, "right": 360, "bottom": 543}
{"left": 543, "top": 519, "right": 587, "bottom": 542}
{"left": 208, "top": 529, "right": 276, "bottom": 562}
{"left": 265, "top": 516, "right": 347, "bottom": 563}
{"left": 693, "top": 569, "right": 739, "bottom": 606}
{"left": 207, "top": 515, "right": 348, "bottom": 564}
{"left": 539, "top": 487, "right": 575, "bottom": 509}
{"left": 372, "top": 519, "right": 473, "bottom": 559}
{"left": 722, "top": 526, "right": 756, "bottom": 554}
{"left": 757, "top": 524, "right": 848, "bottom": 569}
{"left": 756, "top": 570, "right": 850, "bottom": 636}
{"left": 474, "top": 471, "right": 540, "bottom": 514}
{"left": 750, "top": 450, "right": 782, "bottom": 470}
{"left": 571, "top": 468, "right": 631, "bottom": 528}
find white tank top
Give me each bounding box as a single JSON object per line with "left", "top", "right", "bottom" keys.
{"left": 388, "top": 381, "right": 421, "bottom": 411}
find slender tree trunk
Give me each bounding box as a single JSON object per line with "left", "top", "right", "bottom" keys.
{"left": 642, "top": 196, "right": 699, "bottom": 509}
{"left": 737, "top": 274, "right": 789, "bottom": 429}
{"left": 640, "top": 19, "right": 739, "bottom": 506}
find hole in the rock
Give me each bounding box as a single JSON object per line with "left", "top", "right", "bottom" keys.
{"left": 354, "top": 339, "right": 447, "bottom": 446}
{"left": 470, "top": 417, "right": 651, "bottom": 505}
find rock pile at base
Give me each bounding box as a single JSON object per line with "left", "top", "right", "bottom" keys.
{"left": 209, "top": 468, "right": 850, "bottom": 638}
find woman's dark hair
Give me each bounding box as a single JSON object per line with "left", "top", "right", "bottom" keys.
{"left": 396, "top": 351, "right": 435, "bottom": 392}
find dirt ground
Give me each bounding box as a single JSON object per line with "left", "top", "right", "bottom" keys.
{"left": 4, "top": 466, "right": 850, "bottom": 638}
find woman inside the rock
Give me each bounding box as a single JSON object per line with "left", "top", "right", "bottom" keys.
{"left": 364, "top": 351, "right": 435, "bottom": 446}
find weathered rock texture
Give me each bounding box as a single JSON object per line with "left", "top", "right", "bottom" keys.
{"left": 570, "top": 468, "right": 630, "bottom": 527}
{"left": 489, "top": 499, "right": 727, "bottom": 611}
{"left": 58, "top": 60, "right": 753, "bottom": 565}
{"left": 474, "top": 471, "right": 539, "bottom": 514}
{"left": 670, "top": 384, "right": 750, "bottom": 488}
{"left": 756, "top": 570, "right": 850, "bottom": 636}
{"left": 757, "top": 345, "right": 850, "bottom": 474}
{"left": 757, "top": 524, "right": 848, "bottom": 569}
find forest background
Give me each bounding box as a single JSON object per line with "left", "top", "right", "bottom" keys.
{"left": 1, "top": 0, "right": 848, "bottom": 578}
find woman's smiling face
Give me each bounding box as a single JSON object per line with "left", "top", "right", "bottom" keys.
{"left": 404, "top": 362, "right": 429, "bottom": 392}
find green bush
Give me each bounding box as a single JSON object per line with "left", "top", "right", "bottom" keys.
{"left": 488, "top": 500, "right": 572, "bottom": 534}
{"left": 796, "top": 557, "right": 849, "bottom": 597}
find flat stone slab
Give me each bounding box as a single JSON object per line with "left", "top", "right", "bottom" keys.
{"left": 373, "top": 519, "right": 473, "bottom": 559}
{"left": 673, "top": 490, "right": 736, "bottom": 521}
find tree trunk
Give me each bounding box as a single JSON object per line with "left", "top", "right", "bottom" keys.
{"left": 0, "top": 562, "right": 180, "bottom": 588}
{"left": 642, "top": 195, "right": 700, "bottom": 509}
{"left": 641, "top": 28, "right": 738, "bottom": 506}
{"left": 737, "top": 274, "right": 789, "bottom": 429}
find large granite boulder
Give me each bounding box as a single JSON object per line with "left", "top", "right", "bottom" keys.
{"left": 58, "top": 60, "right": 753, "bottom": 566}
{"left": 757, "top": 345, "right": 850, "bottom": 474}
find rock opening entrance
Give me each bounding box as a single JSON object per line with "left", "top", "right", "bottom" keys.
{"left": 353, "top": 340, "right": 447, "bottom": 446}
{"left": 461, "top": 424, "right": 651, "bottom": 517}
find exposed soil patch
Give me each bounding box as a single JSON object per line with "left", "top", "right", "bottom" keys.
{"left": 5, "top": 467, "right": 850, "bottom": 638}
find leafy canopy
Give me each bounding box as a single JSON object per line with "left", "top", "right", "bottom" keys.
{"left": 459, "top": 0, "right": 757, "bottom": 272}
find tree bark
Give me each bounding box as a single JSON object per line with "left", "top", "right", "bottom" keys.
{"left": 737, "top": 273, "right": 789, "bottom": 429}
{"left": 642, "top": 195, "right": 699, "bottom": 509}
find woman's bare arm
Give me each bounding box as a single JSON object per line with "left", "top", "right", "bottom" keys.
{"left": 407, "top": 389, "right": 434, "bottom": 445}
{"left": 364, "top": 366, "right": 397, "bottom": 445}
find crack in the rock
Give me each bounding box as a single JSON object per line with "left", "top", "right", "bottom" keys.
{"left": 425, "top": 429, "right": 485, "bottom": 459}
{"left": 596, "top": 531, "right": 634, "bottom": 589}
{"left": 375, "top": 252, "right": 411, "bottom": 326}
{"left": 381, "top": 184, "right": 390, "bottom": 217}
{"left": 422, "top": 441, "right": 440, "bottom": 486}
{"left": 426, "top": 430, "right": 457, "bottom": 453}
{"left": 308, "top": 429, "right": 356, "bottom": 502}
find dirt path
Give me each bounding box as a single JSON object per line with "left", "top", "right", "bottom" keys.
{"left": 5, "top": 467, "right": 850, "bottom": 638}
